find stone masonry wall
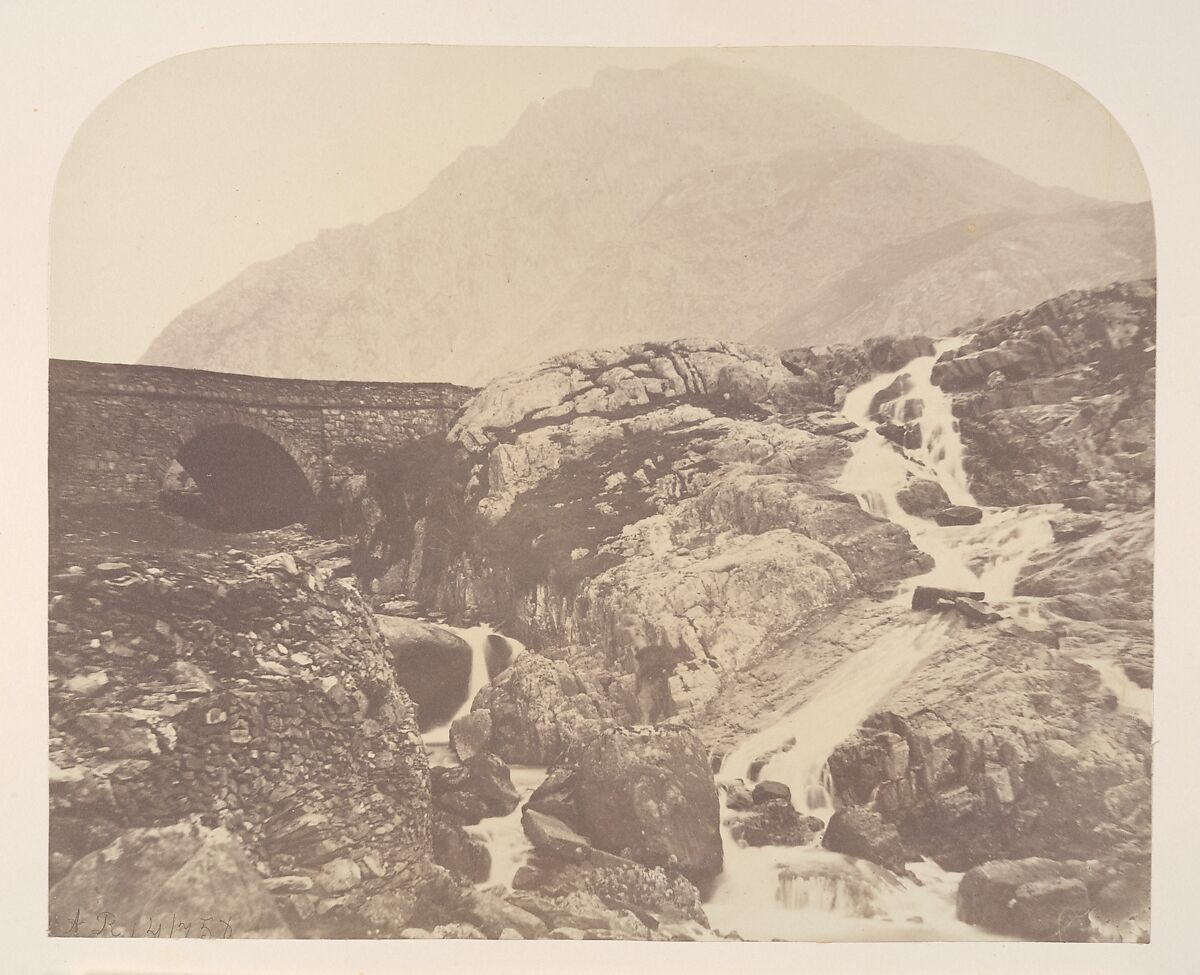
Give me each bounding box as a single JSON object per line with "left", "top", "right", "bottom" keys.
{"left": 49, "top": 540, "right": 436, "bottom": 936}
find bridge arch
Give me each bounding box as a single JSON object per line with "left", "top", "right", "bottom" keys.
{"left": 157, "top": 408, "right": 325, "bottom": 531}
{"left": 156, "top": 407, "right": 325, "bottom": 496}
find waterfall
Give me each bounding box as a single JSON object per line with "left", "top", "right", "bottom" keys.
{"left": 421, "top": 623, "right": 525, "bottom": 759}
{"left": 720, "top": 616, "right": 954, "bottom": 817}
{"left": 464, "top": 766, "right": 549, "bottom": 888}
{"left": 417, "top": 622, "right": 546, "bottom": 887}
{"left": 705, "top": 337, "right": 1055, "bottom": 940}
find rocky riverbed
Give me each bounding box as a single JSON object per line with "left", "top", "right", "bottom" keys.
{"left": 48, "top": 279, "right": 1154, "bottom": 941}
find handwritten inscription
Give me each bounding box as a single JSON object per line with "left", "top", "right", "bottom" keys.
{"left": 49, "top": 908, "right": 234, "bottom": 938}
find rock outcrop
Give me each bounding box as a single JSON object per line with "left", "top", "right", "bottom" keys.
{"left": 933, "top": 279, "right": 1155, "bottom": 509}
{"left": 821, "top": 619, "right": 1151, "bottom": 878}
{"left": 956, "top": 858, "right": 1092, "bottom": 941}
{"left": 387, "top": 339, "right": 936, "bottom": 726}
{"left": 572, "top": 725, "right": 723, "bottom": 885}
{"left": 49, "top": 822, "right": 292, "bottom": 938}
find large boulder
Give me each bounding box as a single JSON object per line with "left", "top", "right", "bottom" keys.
{"left": 449, "top": 709, "right": 493, "bottom": 762}
{"left": 957, "top": 858, "right": 1091, "bottom": 941}
{"left": 48, "top": 822, "right": 291, "bottom": 938}
{"left": 431, "top": 814, "right": 491, "bottom": 883}
{"left": 573, "top": 725, "right": 722, "bottom": 885}
{"left": 821, "top": 807, "right": 911, "bottom": 875}
{"left": 895, "top": 477, "right": 951, "bottom": 517}
{"left": 933, "top": 505, "right": 984, "bottom": 527}
{"left": 471, "top": 652, "right": 612, "bottom": 765}
{"left": 376, "top": 615, "right": 473, "bottom": 730}
{"left": 430, "top": 753, "right": 520, "bottom": 824}
{"left": 729, "top": 800, "right": 823, "bottom": 847}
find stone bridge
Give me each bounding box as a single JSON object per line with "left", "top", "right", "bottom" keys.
{"left": 49, "top": 359, "right": 476, "bottom": 526}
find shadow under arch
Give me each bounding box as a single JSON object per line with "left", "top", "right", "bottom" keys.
{"left": 164, "top": 423, "right": 316, "bottom": 532}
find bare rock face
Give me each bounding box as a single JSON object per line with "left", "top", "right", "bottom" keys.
{"left": 935, "top": 279, "right": 1155, "bottom": 510}
{"left": 49, "top": 822, "right": 292, "bottom": 938}
{"left": 572, "top": 725, "right": 722, "bottom": 885}
{"left": 957, "top": 858, "right": 1091, "bottom": 941}
{"left": 418, "top": 339, "right": 933, "bottom": 723}
{"left": 470, "top": 652, "right": 614, "bottom": 765}
{"left": 450, "top": 339, "right": 792, "bottom": 456}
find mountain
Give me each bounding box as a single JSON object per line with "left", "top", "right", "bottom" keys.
{"left": 140, "top": 58, "right": 1154, "bottom": 384}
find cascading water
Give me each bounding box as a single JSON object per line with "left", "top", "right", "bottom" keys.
{"left": 464, "top": 765, "right": 548, "bottom": 888}
{"left": 422, "top": 624, "right": 526, "bottom": 763}
{"left": 704, "top": 338, "right": 1057, "bottom": 940}
{"left": 417, "top": 623, "right": 549, "bottom": 887}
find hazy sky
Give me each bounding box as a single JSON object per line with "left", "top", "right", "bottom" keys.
{"left": 50, "top": 45, "right": 1150, "bottom": 364}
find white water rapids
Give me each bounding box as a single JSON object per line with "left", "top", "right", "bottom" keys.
{"left": 704, "top": 338, "right": 1055, "bottom": 941}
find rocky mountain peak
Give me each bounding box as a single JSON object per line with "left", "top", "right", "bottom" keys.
{"left": 140, "top": 59, "right": 1152, "bottom": 386}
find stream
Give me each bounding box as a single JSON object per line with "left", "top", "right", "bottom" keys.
{"left": 416, "top": 338, "right": 1146, "bottom": 939}
{"left": 704, "top": 338, "right": 1053, "bottom": 940}
{"left": 420, "top": 625, "right": 548, "bottom": 889}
